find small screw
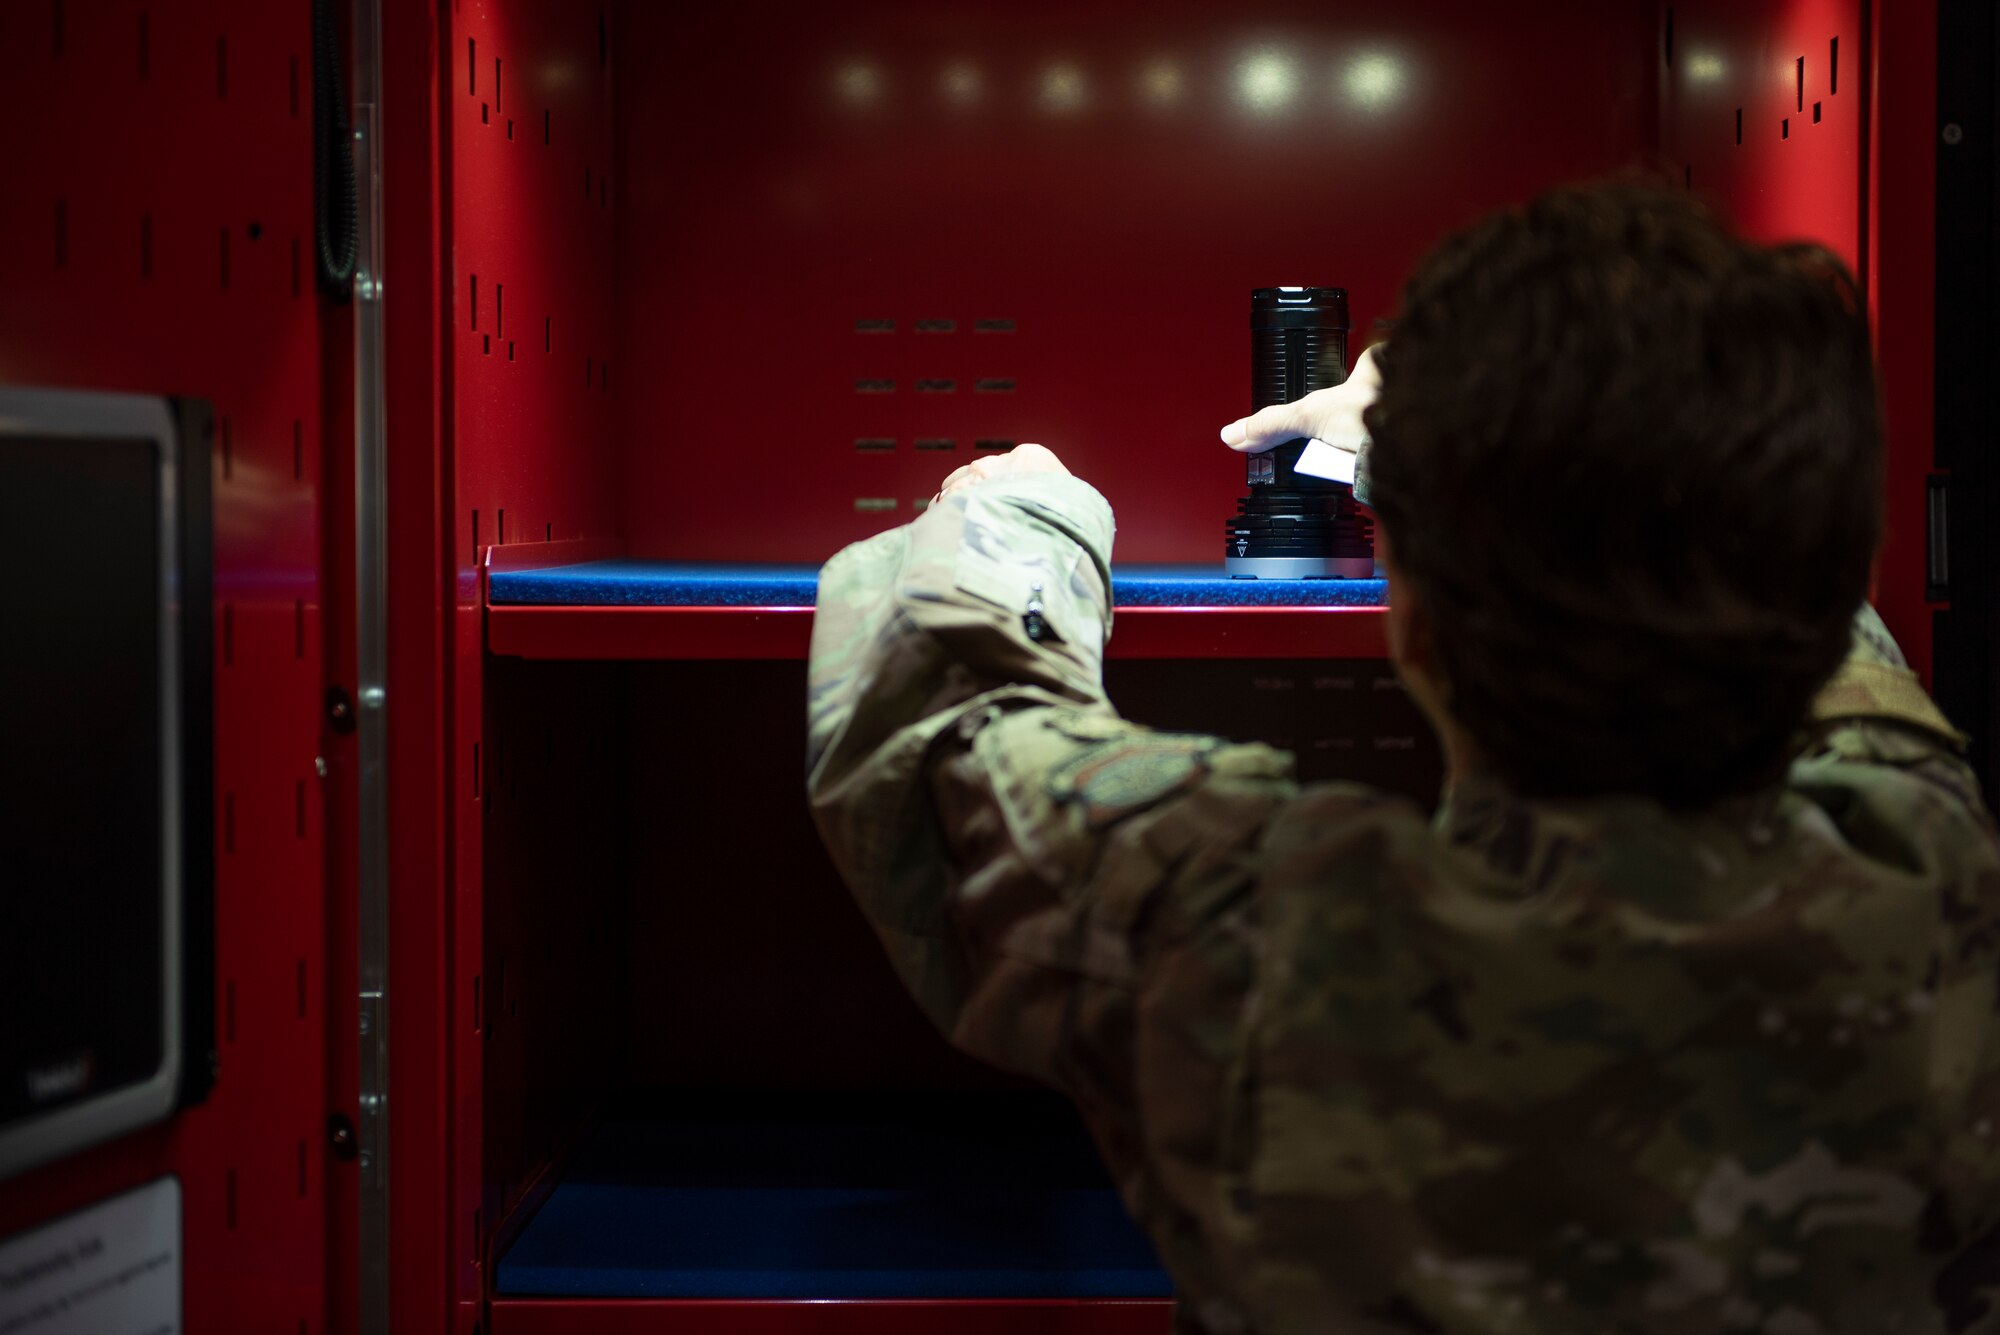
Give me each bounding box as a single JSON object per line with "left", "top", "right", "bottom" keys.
{"left": 1943, "top": 123, "right": 1965, "bottom": 145}
{"left": 326, "top": 686, "right": 356, "bottom": 734}
{"left": 327, "top": 1112, "right": 358, "bottom": 1161}
{"left": 315, "top": 755, "right": 328, "bottom": 778}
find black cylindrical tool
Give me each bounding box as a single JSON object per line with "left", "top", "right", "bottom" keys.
{"left": 1223, "top": 287, "right": 1376, "bottom": 578}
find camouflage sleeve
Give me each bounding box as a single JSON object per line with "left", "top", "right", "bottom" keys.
{"left": 804, "top": 473, "right": 1297, "bottom": 1104}
{"left": 1793, "top": 607, "right": 2000, "bottom": 1314}
{"left": 805, "top": 473, "right": 1119, "bottom": 1030}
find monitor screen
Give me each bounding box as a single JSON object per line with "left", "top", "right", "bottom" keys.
{"left": 0, "top": 388, "right": 210, "bottom": 1180}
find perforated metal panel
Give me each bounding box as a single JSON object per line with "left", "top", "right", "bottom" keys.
{"left": 613, "top": 0, "right": 1661, "bottom": 564}
{"left": 0, "top": 2, "right": 332, "bottom": 1330}
{"left": 1663, "top": 0, "right": 1867, "bottom": 267}
{"left": 1659, "top": 0, "right": 1937, "bottom": 686}
{"left": 445, "top": 3, "right": 623, "bottom": 1330}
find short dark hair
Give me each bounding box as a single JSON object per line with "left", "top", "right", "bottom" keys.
{"left": 1363, "top": 182, "right": 1881, "bottom": 808}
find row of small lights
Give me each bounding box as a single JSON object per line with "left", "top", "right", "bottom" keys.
{"left": 833, "top": 48, "right": 1412, "bottom": 117}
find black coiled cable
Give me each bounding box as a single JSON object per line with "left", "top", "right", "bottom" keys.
{"left": 312, "top": 0, "right": 357, "bottom": 299}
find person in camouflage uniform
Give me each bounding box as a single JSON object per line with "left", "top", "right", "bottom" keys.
{"left": 805, "top": 183, "right": 2000, "bottom": 1333}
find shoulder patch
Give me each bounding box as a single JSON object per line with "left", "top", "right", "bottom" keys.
{"left": 1048, "top": 734, "right": 1219, "bottom": 828}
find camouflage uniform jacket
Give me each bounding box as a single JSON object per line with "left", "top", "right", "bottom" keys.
{"left": 805, "top": 473, "right": 2000, "bottom": 1334}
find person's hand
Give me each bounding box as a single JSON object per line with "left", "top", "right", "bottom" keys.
{"left": 936, "top": 442, "right": 1071, "bottom": 501}
{"left": 1218, "top": 344, "right": 1382, "bottom": 465}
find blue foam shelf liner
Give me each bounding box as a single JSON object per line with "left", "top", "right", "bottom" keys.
{"left": 488, "top": 560, "right": 1386, "bottom": 609}
{"left": 495, "top": 1096, "right": 1172, "bottom": 1300}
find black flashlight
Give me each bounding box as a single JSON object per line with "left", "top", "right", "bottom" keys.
{"left": 1223, "top": 287, "right": 1376, "bottom": 578}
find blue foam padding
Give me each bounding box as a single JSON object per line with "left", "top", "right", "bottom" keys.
{"left": 495, "top": 1102, "right": 1172, "bottom": 1300}
{"left": 489, "top": 559, "right": 1385, "bottom": 609}
{"left": 489, "top": 561, "right": 823, "bottom": 607}
{"left": 1111, "top": 564, "right": 1385, "bottom": 607}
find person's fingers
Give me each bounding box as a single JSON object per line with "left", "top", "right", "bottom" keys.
{"left": 1009, "top": 442, "right": 1070, "bottom": 475}
{"left": 1220, "top": 352, "right": 1386, "bottom": 454}
{"left": 1350, "top": 343, "right": 1384, "bottom": 390}
{"left": 939, "top": 442, "right": 1071, "bottom": 501}
{"left": 1220, "top": 399, "right": 1319, "bottom": 453}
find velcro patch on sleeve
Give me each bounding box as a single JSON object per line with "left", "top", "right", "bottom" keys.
{"left": 1047, "top": 735, "right": 1220, "bottom": 829}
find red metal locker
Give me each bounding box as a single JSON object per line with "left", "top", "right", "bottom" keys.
{"left": 0, "top": 0, "right": 1957, "bottom": 1330}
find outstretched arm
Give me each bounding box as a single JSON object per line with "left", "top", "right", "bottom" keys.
{"left": 805, "top": 456, "right": 1294, "bottom": 1092}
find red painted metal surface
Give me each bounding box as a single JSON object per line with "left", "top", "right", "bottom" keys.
{"left": 1659, "top": 0, "right": 1934, "bottom": 683}
{"left": 388, "top": 0, "right": 1947, "bottom": 1329}
{"left": 488, "top": 605, "right": 815, "bottom": 659}
{"left": 0, "top": 1, "right": 334, "bottom": 1329}
{"left": 486, "top": 602, "right": 1387, "bottom": 660}
{"left": 1662, "top": 0, "right": 1867, "bottom": 270}
{"left": 441, "top": 3, "right": 624, "bottom": 1328}
{"left": 0, "top": 0, "right": 1941, "bottom": 1329}
{"left": 613, "top": 0, "right": 1661, "bottom": 566}
{"left": 374, "top": 0, "right": 457, "bottom": 1331}
{"left": 1110, "top": 606, "right": 1386, "bottom": 659}
{"left": 491, "top": 1298, "right": 1175, "bottom": 1335}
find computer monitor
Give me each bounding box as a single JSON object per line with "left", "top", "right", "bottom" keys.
{"left": 0, "top": 387, "right": 215, "bottom": 1180}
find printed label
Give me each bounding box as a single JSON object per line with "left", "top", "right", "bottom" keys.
{"left": 0, "top": 1178, "right": 180, "bottom": 1335}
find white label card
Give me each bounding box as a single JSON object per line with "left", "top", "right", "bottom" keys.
{"left": 1294, "top": 438, "right": 1357, "bottom": 485}
{"left": 0, "top": 1178, "right": 180, "bottom": 1335}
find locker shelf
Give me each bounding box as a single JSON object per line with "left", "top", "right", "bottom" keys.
{"left": 484, "top": 559, "right": 1388, "bottom": 660}
{"left": 487, "top": 1094, "right": 1175, "bottom": 1332}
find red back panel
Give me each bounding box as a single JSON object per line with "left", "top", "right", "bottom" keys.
{"left": 613, "top": 0, "right": 1660, "bottom": 564}
{"left": 0, "top": 1, "right": 331, "bottom": 1329}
